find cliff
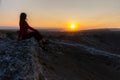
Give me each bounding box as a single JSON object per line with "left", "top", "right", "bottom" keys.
{"left": 0, "top": 31, "right": 120, "bottom": 80}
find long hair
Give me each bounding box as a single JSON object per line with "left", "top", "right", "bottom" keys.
{"left": 20, "top": 12, "right": 27, "bottom": 22}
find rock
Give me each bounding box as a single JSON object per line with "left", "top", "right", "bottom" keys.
{"left": 0, "top": 29, "right": 64, "bottom": 80}
{"left": 0, "top": 38, "right": 60, "bottom": 80}
{"left": 1, "top": 30, "right": 120, "bottom": 80}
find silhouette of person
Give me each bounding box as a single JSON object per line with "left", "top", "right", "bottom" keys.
{"left": 18, "top": 12, "right": 46, "bottom": 49}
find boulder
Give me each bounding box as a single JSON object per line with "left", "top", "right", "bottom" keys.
{"left": 0, "top": 38, "right": 59, "bottom": 80}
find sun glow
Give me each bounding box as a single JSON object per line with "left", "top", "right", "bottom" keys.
{"left": 65, "top": 22, "right": 79, "bottom": 32}
{"left": 67, "top": 23, "right": 78, "bottom": 32}
{"left": 71, "top": 24, "right": 76, "bottom": 29}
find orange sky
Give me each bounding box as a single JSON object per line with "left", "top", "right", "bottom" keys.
{"left": 0, "top": 0, "right": 120, "bottom": 30}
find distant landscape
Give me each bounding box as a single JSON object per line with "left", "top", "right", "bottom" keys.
{"left": 0, "top": 26, "right": 64, "bottom": 32}
{"left": 0, "top": 28, "right": 120, "bottom": 80}
{"left": 1, "top": 28, "right": 120, "bottom": 55}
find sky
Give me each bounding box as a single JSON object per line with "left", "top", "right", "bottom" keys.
{"left": 0, "top": 0, "right": 120, "bottom": 30}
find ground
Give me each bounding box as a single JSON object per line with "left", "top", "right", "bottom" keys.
{"left": 0, "top": 29, "right": 120, "bottom": 80}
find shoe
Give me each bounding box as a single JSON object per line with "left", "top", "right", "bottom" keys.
{"left": 41, "top": 46, "right": 47, "bottom": 51}
{"left": 39, "top": 44, "right": 47, "bottom": 51}
{"left": 43, "top": 39, "right": 49, "bottom": 45}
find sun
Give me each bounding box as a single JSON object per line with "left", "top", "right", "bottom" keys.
{"left": 69, "top": 23, "right": 78, "bottom": 31}
{"left": 70, "top": 24, "right": 76, "bottom": 29}
{"left": 65, "top": 22, "right": 79, "bottom": 32}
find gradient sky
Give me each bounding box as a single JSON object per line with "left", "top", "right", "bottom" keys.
{"left": 0, "top": 0, "right": 120, "bottom": 30}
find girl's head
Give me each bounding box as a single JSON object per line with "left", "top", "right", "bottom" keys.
{"left": 20, "top": 12, "right": 27, "bottom": 21}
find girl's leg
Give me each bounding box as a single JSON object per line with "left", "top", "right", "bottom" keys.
{"left": 21, "top": 32, "right": 46, "bottom": 50}
{"left": 30, "top": 32, "right": 46, "bottom": 48}
{"left": 22, "top": 32, "right": 45, "bottom": 43}
{"left": 31, "top": 31, "right": 43, "bottom": 42}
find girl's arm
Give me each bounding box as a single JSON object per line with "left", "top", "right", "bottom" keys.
{"left": 25, "top": 21, "right": 38, "bottom": 32}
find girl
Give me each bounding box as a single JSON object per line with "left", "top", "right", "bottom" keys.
{"left": 18, "top": 12, "right": 46, "bottom": 49}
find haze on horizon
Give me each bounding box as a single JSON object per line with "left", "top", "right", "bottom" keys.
{"left": 0, "top": 0, "right": 120, "bottom": 30}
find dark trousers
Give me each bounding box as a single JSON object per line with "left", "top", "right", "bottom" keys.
{"left": 22, "top": 31, "right": 43, "bottom": 41}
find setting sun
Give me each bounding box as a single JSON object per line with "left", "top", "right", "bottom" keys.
{"left": 69, "top": 23, "right": 78, "bottom": 31}
{"left": 70, "top": 24, "right": 76, "bottom": 29}
{"left": 65, "top": 23, "right": 79, "bottom": 32}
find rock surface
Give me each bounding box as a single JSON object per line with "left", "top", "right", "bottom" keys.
{"left": 0, "top": 38, "right": 36, "bottom": 80}
{"left": 0, "top": 31, "right": 120, "bottom": 80}
{"left": 0, "top": 38, "right": 60, "bottom": 80}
